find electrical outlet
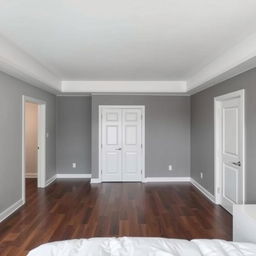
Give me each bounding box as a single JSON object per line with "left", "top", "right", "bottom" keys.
{"left": 200, "top": 172, "right": 203, "bottom": 179}
{"left": 168, "top": 165, "right": 173, "bottom": 171}
{"left": 72, "top": 163, "right": 77, "bottom": 168}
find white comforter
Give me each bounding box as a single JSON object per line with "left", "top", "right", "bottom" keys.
{"left": 27, "top": 237, "right": 256, "bottom": 256}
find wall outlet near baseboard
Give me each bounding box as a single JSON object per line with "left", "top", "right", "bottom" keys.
{"left": 72, "top": 163, "right": 77, "bottom": 168}
{"left": 200, "top": 172, "right": 203, "bottom": 179}
{"left": 168, "top": 165, "right": 173, "bottom": 171}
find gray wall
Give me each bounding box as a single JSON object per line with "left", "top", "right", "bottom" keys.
{"left": 0, "top": 71, "right": 56, "bottom": 214}
{"left": 91, "top": 95, "right": 191, "bottom": 179}
{"left": 191, "top": 67, "right": 256, "bottom": 203}
{"left": 56, "top": 96, "right": 91, "bottom": 174}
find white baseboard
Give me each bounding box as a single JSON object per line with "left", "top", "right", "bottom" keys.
{"left": 0, "top": 199, "right": 24, "bottom": 223}
{"left": 45, "top": 174, "right": 56, "bottom": 187}
{"left": 25, "top": 172, "right": 37, "bottom": 178}
{"left": 144, "top": 177, "right": 191, "bottom": 183}
{"left": 56, "top": 174, "right": 92, "bottom": 179}
{"left": 191, "top": 178, "right": 216, "bottom": 203}
{"left": 90, "top": 178, "right": 101, "bottom": 184}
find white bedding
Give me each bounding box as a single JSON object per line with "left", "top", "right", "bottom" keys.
{"left": 27, "top": 237, "right": 256, "bottom": 256}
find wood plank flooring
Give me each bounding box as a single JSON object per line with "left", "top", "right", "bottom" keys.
{"left": 0, "top": 179, "right": 232, "bottom": 256}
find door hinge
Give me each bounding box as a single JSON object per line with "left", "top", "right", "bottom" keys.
{"left": 141, "top": 114, "right": 143, "bottom": 120}
{"left": 217, "top": 187, "right": 221, "bottom": 194}
{"left": 141, "top": 144, "right": 143, "bottom": 148}
{"left": 101, "top": 114, "right": 103, "bottom": 119}
{"left": 141, "top": 169, "right": 143, "bottom": 174}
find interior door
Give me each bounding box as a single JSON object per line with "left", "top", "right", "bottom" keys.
{"left": 221, "top": 97, "right": 243, "bottom": 213}
{"left": 122, "top": 109, "right": 142, "bottom": 181}
{"left": 101, "top": 108, "right": 122, "bottom": 181}
{"left": 101, "top": 107, "right": 143, "bottom": 182}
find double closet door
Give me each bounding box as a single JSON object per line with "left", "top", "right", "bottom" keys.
{"left": 101, "top": 107, "right": 143, "bottom": 182}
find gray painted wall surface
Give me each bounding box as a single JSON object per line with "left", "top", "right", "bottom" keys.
{"left": 0, "top": 71, "right": 56, "bottom": 214}
{"left": 91, "top": 95, "right": 191, "bottom": 179}
{"left": 56, "top": 96, "right": 91, "bottom": 174}
{"left": 191, "top": 67, "right": 256, "bottom": 203}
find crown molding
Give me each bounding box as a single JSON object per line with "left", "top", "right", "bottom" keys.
{"left": 61, "top": 81, "right": 187, "bottom": 93}
{"left": 187, "top": 33, "right": 256, "bottom": 95}
{"left": 0, "top": 35, "right": 61, "bottom": 93}
{"left": 1, "top": 32, "right": 256, "bottom": 96}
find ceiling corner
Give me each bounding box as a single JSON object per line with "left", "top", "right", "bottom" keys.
{"left": 0, "top": 35, "right": 61, "bottom": 93}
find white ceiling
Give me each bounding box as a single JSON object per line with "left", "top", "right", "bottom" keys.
{"left": 0, "top": 0, "right": 256, "bottom": 94}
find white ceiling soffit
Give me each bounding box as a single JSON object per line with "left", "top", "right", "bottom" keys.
{"left": 0, "top": 31, "right": 256, "bottom": 94}
{"left": 187, "top": 33, "right": 256, "bottom": 94}
{"left": 0, "top": 35, "right": 60, "bottom": 93}
{"left": 62, "top": 81, "right": 187, "bottom": 94}
{"left": 62, "top": 31, "right": 256, "bottom": 94}
{"left": 1, "top": 32, "right": 256, "bottom": 95}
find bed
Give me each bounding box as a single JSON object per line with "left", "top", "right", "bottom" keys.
{"left": 27, "top": 237, "right": 256, "bottom": 256}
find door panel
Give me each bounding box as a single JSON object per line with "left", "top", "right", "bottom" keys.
{"left": 102, "top": 109, "right": 122, "bottom": 181}
{"left": 223, "top": 163, "right": 238, "bottom": 204}
{"left": 101, "top": 107, "right": 142, "bottom": 182}
{"left": 223, "top": 107, "right": 238, "bottom": 156}
{"left": 106, "top": 126, "right": 119, "bottom": 145}
{"left": 221, "top": 97, "right": 243, "bottom": 213}
{"left": 123, "top": 152, "right": 138, "bottom": 173}
{"left": 125, "top": 126, "right": 137, "bottom": 145}
{"left": 122, "top": 109, "right": 142, "bottom": 181}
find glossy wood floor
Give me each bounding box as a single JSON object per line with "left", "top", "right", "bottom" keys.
{"left": 0, "top": 179, "right": 232, "bottom": 256}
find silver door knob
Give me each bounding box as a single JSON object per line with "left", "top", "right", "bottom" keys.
{"left": 115, "top": 148, "right": 122, "bottom": 150}
{"left": 232, "top": 161, "right": 241, "bottom": 167}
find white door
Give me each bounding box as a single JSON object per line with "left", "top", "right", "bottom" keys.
{"left": 101, "top": 108, "right": 122, "bottom": 181}
{"left": 122, "top": 109, "right": 142, "bottom": 181}
{"left": 101, "top": 107, "right": 143, "bottom": 182}
{"left": 220, "top": 96, "right": 244, "bottom": 213}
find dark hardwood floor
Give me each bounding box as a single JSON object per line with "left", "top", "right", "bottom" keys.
{"left": 0, "top": 178, "right": 232, "bottom": 256}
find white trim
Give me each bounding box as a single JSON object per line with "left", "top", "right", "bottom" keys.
{"left": 37, "top": 103, "right": 46, "bottom": 188}
{"left": 214, "top": 89, "right": 246, "bottom": 205}
{"left": 62, "top": 81, "right": 187, "bottom": 93}
{"left": 0, "top": 199, "right": 24, "bottom": 223}
{"left": 91, "top": 92, "right": 190, "bottom": 96}
{"left": 0, "top": 35, "right": 60, "bottom": 93}
{"left": 45, "top": 174, "right": 56, "bottom": 187}
{"left": 191, "top": 178, "right": 216, "bottom": 203}
{"left": 56, "top": 174, "right": 92, "bottom": 179}
{"left": 98, "top": 105, "right": 145, "bottom": 183}
{"left": 90, "top": 178, "right": 101, "bottom": 184}
{"left": 187, "top": 33, "right": 256, "bottom": 94}
{"left": 22, "top": 96, "right": 47, "bottom": 204}
{"left": 144, "top": 177, "right": 191, "bottom": 183}
{"left": 1, "top": 30, "right": 256, "bottom": 95}
{"left": 25, "top": 173, "right": 38, "bottom": 178}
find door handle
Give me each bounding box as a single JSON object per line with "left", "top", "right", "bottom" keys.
{"left": 115, "top": 148, "right": 122, "bottom": 150}
{"left": 232, "top": 161, "right": 241, "bottom": 167}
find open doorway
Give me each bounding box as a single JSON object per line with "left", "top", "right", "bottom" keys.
{"left": 22, "top": 96, "right": 46, "bottom": 203}
{"left": 25, "top": 102, "right": 38, "bottom": 180}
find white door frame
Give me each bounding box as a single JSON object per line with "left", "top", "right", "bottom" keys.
{"left": 22, "top": 95, "right": 46, "bottom": 202}
{"left": 214, "top": 89, "right": 245, "bottom": 205}
{"left": 99, "top": 105, "right": 145, "bottom": 182}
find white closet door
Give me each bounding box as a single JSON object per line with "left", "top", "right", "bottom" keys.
{"left": 221, "top": 97, "right": 243, "bottom": 213}
{"left": 122, "top": 109, "right": 142, "bottom": 181}
{"left": 101, "top": 107, "right": 143, "bottom": 182}
{"left": 101, "top": 108, "right": 122, "bottom": 181}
